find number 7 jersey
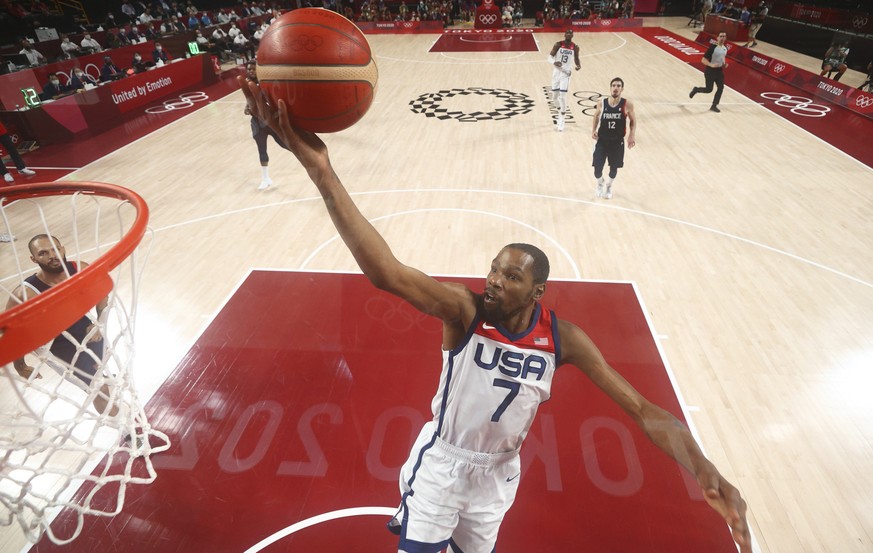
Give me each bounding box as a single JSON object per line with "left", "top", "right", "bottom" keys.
{"left": 430, "top": 303, "right": 561, "bottom": 453}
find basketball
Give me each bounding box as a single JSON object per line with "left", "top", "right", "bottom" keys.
{"left": 255, "top": 8, "right": 378, "bottom": 133}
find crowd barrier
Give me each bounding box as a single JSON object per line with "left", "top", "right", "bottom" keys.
{"left": 0, "top": 54, "right": 219, "bottom": 146}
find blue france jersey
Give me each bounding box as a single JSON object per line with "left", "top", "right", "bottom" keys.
{"left": 430, "top": 303, "right": 561, "bottom": 453}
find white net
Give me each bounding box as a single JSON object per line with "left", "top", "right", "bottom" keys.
{"left": 0, "top": 184, "right": 170, "bottom": 545}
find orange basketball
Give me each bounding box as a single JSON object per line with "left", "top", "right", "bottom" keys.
{"left": 256, "top": 9, "right": 378, "bottom": 133}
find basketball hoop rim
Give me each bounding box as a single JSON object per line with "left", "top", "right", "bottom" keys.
{"left": 0, "top": 182, "right": 149, "bottom": 367}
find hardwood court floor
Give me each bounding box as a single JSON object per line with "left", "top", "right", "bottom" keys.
{"left": 3, "top": 17, "right": 873, "bottom": 553}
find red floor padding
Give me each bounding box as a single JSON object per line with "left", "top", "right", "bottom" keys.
{"left": 30, "top": 271, "right": 736, "bottom": 553}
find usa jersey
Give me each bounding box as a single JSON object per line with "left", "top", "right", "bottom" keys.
{"left": 430, "top": 303, "right": 561, "bottom": 453}
{"left": 555, "top": 42, "right": 575, "bottom": 75}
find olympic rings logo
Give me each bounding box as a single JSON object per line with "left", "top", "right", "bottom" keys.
{"left": 600, "top": 19, "right": 612, "bottom": 26}
{"left": 759, "top": 92, "right": 830, "bottom": 117}
{"left": 145, "top": 91, "right": 210, "bottom": 114}
{"left": 289, "top": 34, "right": 324, "bottom": 52}
{"left": 479, "top": 13, "right": 497, "bottom": 24}
{"left": 855, "top": 94, "right": 873, "bottom": 108}
{"left": 572, "top": 90, "right": 604, "bottom": 117}
{"left": 772, "top": 63, "right": 787, "bottom": 74}
{"left": 364, "top": 296, "right": 440, "bottom": 333}
{"left": 851, "top": 16, "right": 868, "bottom": 28}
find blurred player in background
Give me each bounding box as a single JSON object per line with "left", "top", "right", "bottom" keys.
{"left": 549, "top": 29, "right": 581, "bottom": 132}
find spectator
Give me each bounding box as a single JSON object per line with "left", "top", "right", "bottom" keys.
{"left": 820, "top": 42, "right": 850, "bottom": 81}
{"left": 127, "top": 25, "right": 143, "bottom": 42}
{"left": 40, "top": 73, "right": 69, "bottom": 100}
{"left": 743, "top": 1, "right": 766, "bottom": 47}
{"left": 187, "top": 13, "right": 199, "bottom": 28}
{"left": 162, "top": 14, "right": 187, "bottom": 33}
{"left": 0, "top": 122, "right": 36, "bottom": 184}
{"left": 104, "top": 11, "right": 120, "bottom": 28}
{"left": 121, "top": 0, "right": 137, "bottom": 21}
{"left": 100, "top": 55, "right": 124, "bottom": 81}
{"left": 858, "top": 61, "right": 872, "bottom": 91}
{"left": 19, "top": 40, "right": 46, "bottom": 66}
{"left": 200, "top": 11, "right": 212, "bottom": 26}
{"left": 228, "top": 21, "right": 241, "bottom": 38}
{"left": 212, "top": 25, "right": 230, "bottom": 49}
{"left": 138, "top": 7, "right": 155, "bottom": 22}
{"left": 194, "top": 28, "right": 210, "bottom": 50}
{"left": 131, "top": 51, "right": 148, "bottom": 72}
{"left": 69, "top": 67, "right": 98, "bottom": 91}
{"left": 232, "top": 31, "right": 254, "bottom": 60}
{"left": 152, "top": 41, "right": 169, "bottom": 64}
{"left": 216, "top": 7, "right": 231, "bottom": 23}
{"left": 739, "top": 5, "right": 750, "bottom": 24}
{"left": 59, "top": 33, "right": 80, "bottom": 59}
{"left": 80, "top": 32, "right": 102, "bottom": 52}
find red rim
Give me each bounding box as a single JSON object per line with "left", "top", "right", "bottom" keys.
{"left": 0, "top": 182, "right": 149, "bottom": 367}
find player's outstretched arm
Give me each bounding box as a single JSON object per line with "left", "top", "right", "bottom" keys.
{"left": 557, "top": 319, "right": 752, "bottom": 553}
{"left": 238, "top": 76, "right": 471, "bottom": 324}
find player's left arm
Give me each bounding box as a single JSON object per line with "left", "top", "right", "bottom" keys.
{"left": 625, "top": 98, "right": 636, "bottom": 149}
{"left": 573, "top": 44, "right": 581, "bottom": 71}
{"left": 557, "top": 319, "right": 752, "bottom": 553}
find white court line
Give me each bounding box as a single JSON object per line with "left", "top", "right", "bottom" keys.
{"left": 147, "top": 187, "right": 873, "bottom": 290}
{"left": 299, "top": 207, "right": 582, "bottom": 279}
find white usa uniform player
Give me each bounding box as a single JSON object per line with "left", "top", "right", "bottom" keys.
{"left": 391, "top": 300, "right": 559, "bottom": 552}
{"left": 240, "top": 77, "right": 755, "bottom": 553}
{"left": 549, "top": 29, "right": 581, "bottom": 132}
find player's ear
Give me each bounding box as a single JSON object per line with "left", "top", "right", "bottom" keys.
{"left": 533, "top": 283, "right": 545, "bottom": 300}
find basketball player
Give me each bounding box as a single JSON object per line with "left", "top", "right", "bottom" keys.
{"left": 239, "top": 76, "right": 752, "bottom": 553}
{"left": 689, "top": 31, "right": 728, "bottom": 113}
{"left": 5, "top": 235, "right": 117, "bottom": 415}
{"left": 592, "top": 77, "right": 636, "bottom": 199}
{"left": 548, "top": 29, "right": 580, "bottom": 132}
{"left": 245, "top": 59, "right": 285, "bottom": 190}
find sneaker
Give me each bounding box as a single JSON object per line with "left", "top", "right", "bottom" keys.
{"left": 0, "top": 233, "right": 16, "bottom": 243}
{"left": 595, "top": 177, "right": 605, "bottom": 198}
{"left": 257, "top": 177, "right": 273, "bottom": 191}
{"left": 556, "top": 114, "right": 565, "bottom": 132}
{"left": 689, "top": 89, "right": 697, "bottom": 99}
{"left": 751, "top": 41, "right": 758, "bottom": 48}
{"left": 710, "top": 105, "right": 721, "bottom": 113}
{"left": 3, "top": 173, "right": 13, "bottom": 183}
{"left": 18, "top": 168, "right": 35, "bottom": 176}
{"left": 604, "top": 181, "right": 613, "bottom": 199}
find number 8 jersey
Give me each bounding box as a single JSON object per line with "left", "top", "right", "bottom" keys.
{"left": 430, "top": 303, "right": 561, "bottom": 453}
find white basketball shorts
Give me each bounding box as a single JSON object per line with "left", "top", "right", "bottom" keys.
{"left": 391, "top": 421, "right": 522, "bottom": 553}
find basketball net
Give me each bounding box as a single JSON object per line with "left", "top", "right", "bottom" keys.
{"left": 0, "top": 183, "right": 170, "bottom": 545}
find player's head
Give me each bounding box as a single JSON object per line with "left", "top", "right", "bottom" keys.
{"left": 484, "top": 244, "right": 549, "bottom": 319}
{"left": 564, "top": 29, "right": 573, "bottom": 41}
{"left": 717, "top": 31, "right": 727, "bottom": 44}
{"left": 246, "top": 58, "right": 258, "bottom": 81}
{"left": 28, "top": 234, "right": 66, "bottom": 273}
{"left": 610, "top": 77, "right": 624, "bottom": 96}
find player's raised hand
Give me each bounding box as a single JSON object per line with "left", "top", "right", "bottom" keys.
{"left": 698, "top": 465, "right": 752, "bottom": 553}
{"left": 238, "top": 75, "right": 330, "bottom": 179}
